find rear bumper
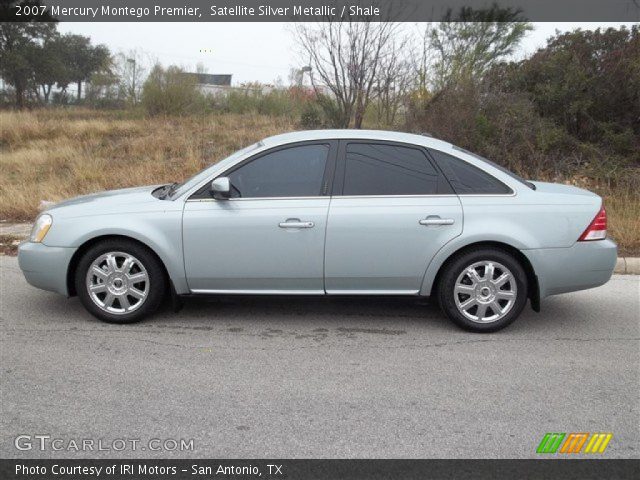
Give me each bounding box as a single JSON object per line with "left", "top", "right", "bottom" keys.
{"left": 522, "top": 239, "right": 617, "bottom": 298}
{"left": 18, "top": 241, "right": 76, "bottom": 296}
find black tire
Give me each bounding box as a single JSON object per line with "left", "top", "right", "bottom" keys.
{"left": 75, "top": 239, "right": 166, "bottom": 324}
{"left": 437, "top": 248, "right": 528, "bottom": 333}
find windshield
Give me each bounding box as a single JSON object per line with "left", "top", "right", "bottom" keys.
{"left": 169, "top": 142, "right": 263, "bottom": 199}
{"left": 452, "top": 146, "right": 536, "bottom": 190}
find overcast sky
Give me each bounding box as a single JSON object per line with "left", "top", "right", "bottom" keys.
{"left": 59, "top": 22, "right": 634, "bottom": 84}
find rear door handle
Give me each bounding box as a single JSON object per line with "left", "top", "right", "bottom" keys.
{"left": 279, "top": 219, "right": 315, "bottom": 229}
{"left": 419, "top": 216, "right": 455, "bottom": 226}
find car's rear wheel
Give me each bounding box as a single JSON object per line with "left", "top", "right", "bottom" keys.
{"left": 75, "top": 239, "right": 166, "bottom": 323}
{"left": 437, "top": 248, "right": 528, "bottom": 332}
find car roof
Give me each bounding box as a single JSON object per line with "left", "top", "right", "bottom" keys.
{"left": 261, "top": 129, "right": 454, "bottom": 151}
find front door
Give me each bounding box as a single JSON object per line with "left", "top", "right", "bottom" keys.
{"left": 324, "top": 141, "right": 463, "bottom": 294}
{"left": 183, "top": 142, "right": 336, "bottom": 293}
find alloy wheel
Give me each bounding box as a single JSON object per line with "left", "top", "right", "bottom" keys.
{"left": 453, "top": 260, "right": 517, "bottom": 323}
{"left": 85, "top": 251, "right": 150, "bottom": 315}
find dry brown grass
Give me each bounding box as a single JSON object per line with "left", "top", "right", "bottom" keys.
{"left": 0, "top": 108, "right": 638, "bottom": 255}
{"left": 0, "top": 108, "right": 296, "bottom": 221}
{"left": 600, "top": 187, "right": 640, "bottom": 256}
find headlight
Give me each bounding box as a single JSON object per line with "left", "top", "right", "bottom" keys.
{"left": 30, "top": 214, "right": 53, "bottom": 243}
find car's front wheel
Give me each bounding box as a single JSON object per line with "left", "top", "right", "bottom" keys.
{"left": 75, "top": 239, "right": 166, "bottom": 323}
{"left": 437, "top": 248, "right": 528, "bottom": 332}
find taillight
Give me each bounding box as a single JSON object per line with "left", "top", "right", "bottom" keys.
{"left": 578, "top": 206, "right": 607, "bottom": 241}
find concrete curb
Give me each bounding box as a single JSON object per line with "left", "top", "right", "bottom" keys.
{"left": 618, "top": 257, "right": 640, "bottom": 275}
{"left": 2, "top": 222, "right": 639, "bottom": 273}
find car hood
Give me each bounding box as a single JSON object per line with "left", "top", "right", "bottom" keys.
{"left": 46, "top": 185, "right": 165, "bottom": 217}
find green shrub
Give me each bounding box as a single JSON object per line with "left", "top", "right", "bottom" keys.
{"left": 299, "top": 102, "right": 322, "bottom": 129}
{"left": 315, "top": 94, "right": 349, "bottom": 128}
{"left": 214, "top": 87, "right": 311, "bottom": 117}
{"left": 141, "top": 65, "right": 208, "bottom": 116}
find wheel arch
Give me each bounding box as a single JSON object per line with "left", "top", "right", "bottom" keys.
{"left": 66, "top": 234, "right": 171, "bottom": 297}
{"left": 426, "top": 240, "right": 540, "bottom": 311}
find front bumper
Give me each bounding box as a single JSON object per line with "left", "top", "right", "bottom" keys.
{"left": 18, "top": 241, "right": 77, "bottom": 296}
{"left": 523, "top": 238, "right": 617, "bottom": 298}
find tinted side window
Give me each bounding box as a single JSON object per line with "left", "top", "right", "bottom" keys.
{"left": 228, "top": 144, "right": 329, "bottom": 198}
{"left": 429, "top": 149, "right": 512, "bottom": 195}
{"left": 452, "top": 145, "right": 535, "bottom": 190}
{"left": 342, "top": 143, "right": 449, "bottom": 196}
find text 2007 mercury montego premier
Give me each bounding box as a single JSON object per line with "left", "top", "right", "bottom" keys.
{"left": 18, "top": 130, "right": 617, "bottom": 332}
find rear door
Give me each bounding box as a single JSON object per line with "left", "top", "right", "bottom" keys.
{"left": 324, "top": 141, "right": 463, "bottom": 294}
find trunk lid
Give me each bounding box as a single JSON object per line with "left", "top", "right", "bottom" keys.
{"left": 529, "top": 181, "right": 599, "bottom": 198}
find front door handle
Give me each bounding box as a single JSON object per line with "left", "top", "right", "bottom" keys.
{"left": 419, "top": 216, "right": 455, "bottom": 226}
{"left": 279, "top": 219, "right": 315, "bottom": 229}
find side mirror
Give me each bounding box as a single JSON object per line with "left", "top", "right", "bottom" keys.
{"left": 211, "top": 177, "right": 231, "bottom": 199}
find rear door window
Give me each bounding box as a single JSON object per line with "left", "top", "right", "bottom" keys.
{"left": 341, "top": 143, "right": 452, "bottom": 196}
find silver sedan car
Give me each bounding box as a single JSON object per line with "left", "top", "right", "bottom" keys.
{"left": 18, "top": 130, "right": 617, "bottom": 332}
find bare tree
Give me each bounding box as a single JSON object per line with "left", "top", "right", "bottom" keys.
{"left": 412, "top": 24, "right": 436, "bottom": 99}
{"left": 295, "top": 18, "right": 398, "bottom": 128}
{"left": 372, "top": 37, "right": 413, "bottom": 126}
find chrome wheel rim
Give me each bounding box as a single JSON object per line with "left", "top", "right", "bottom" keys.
{"left": 86, "top": 251, "right": 149, "bottom": 315}
{"left": 454, "top": 261, "right": 517, "bottom": 324}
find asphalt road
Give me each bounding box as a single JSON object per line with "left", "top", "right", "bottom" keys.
{"left": 1, "top": 255, "right": 638, "bottom": 459}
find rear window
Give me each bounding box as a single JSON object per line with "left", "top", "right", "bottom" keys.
{"left": 452, "top": 146, "right": 535, "bottom": 190}
{"left": 429, "top": 149, "right": 512, "bottom": 195}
